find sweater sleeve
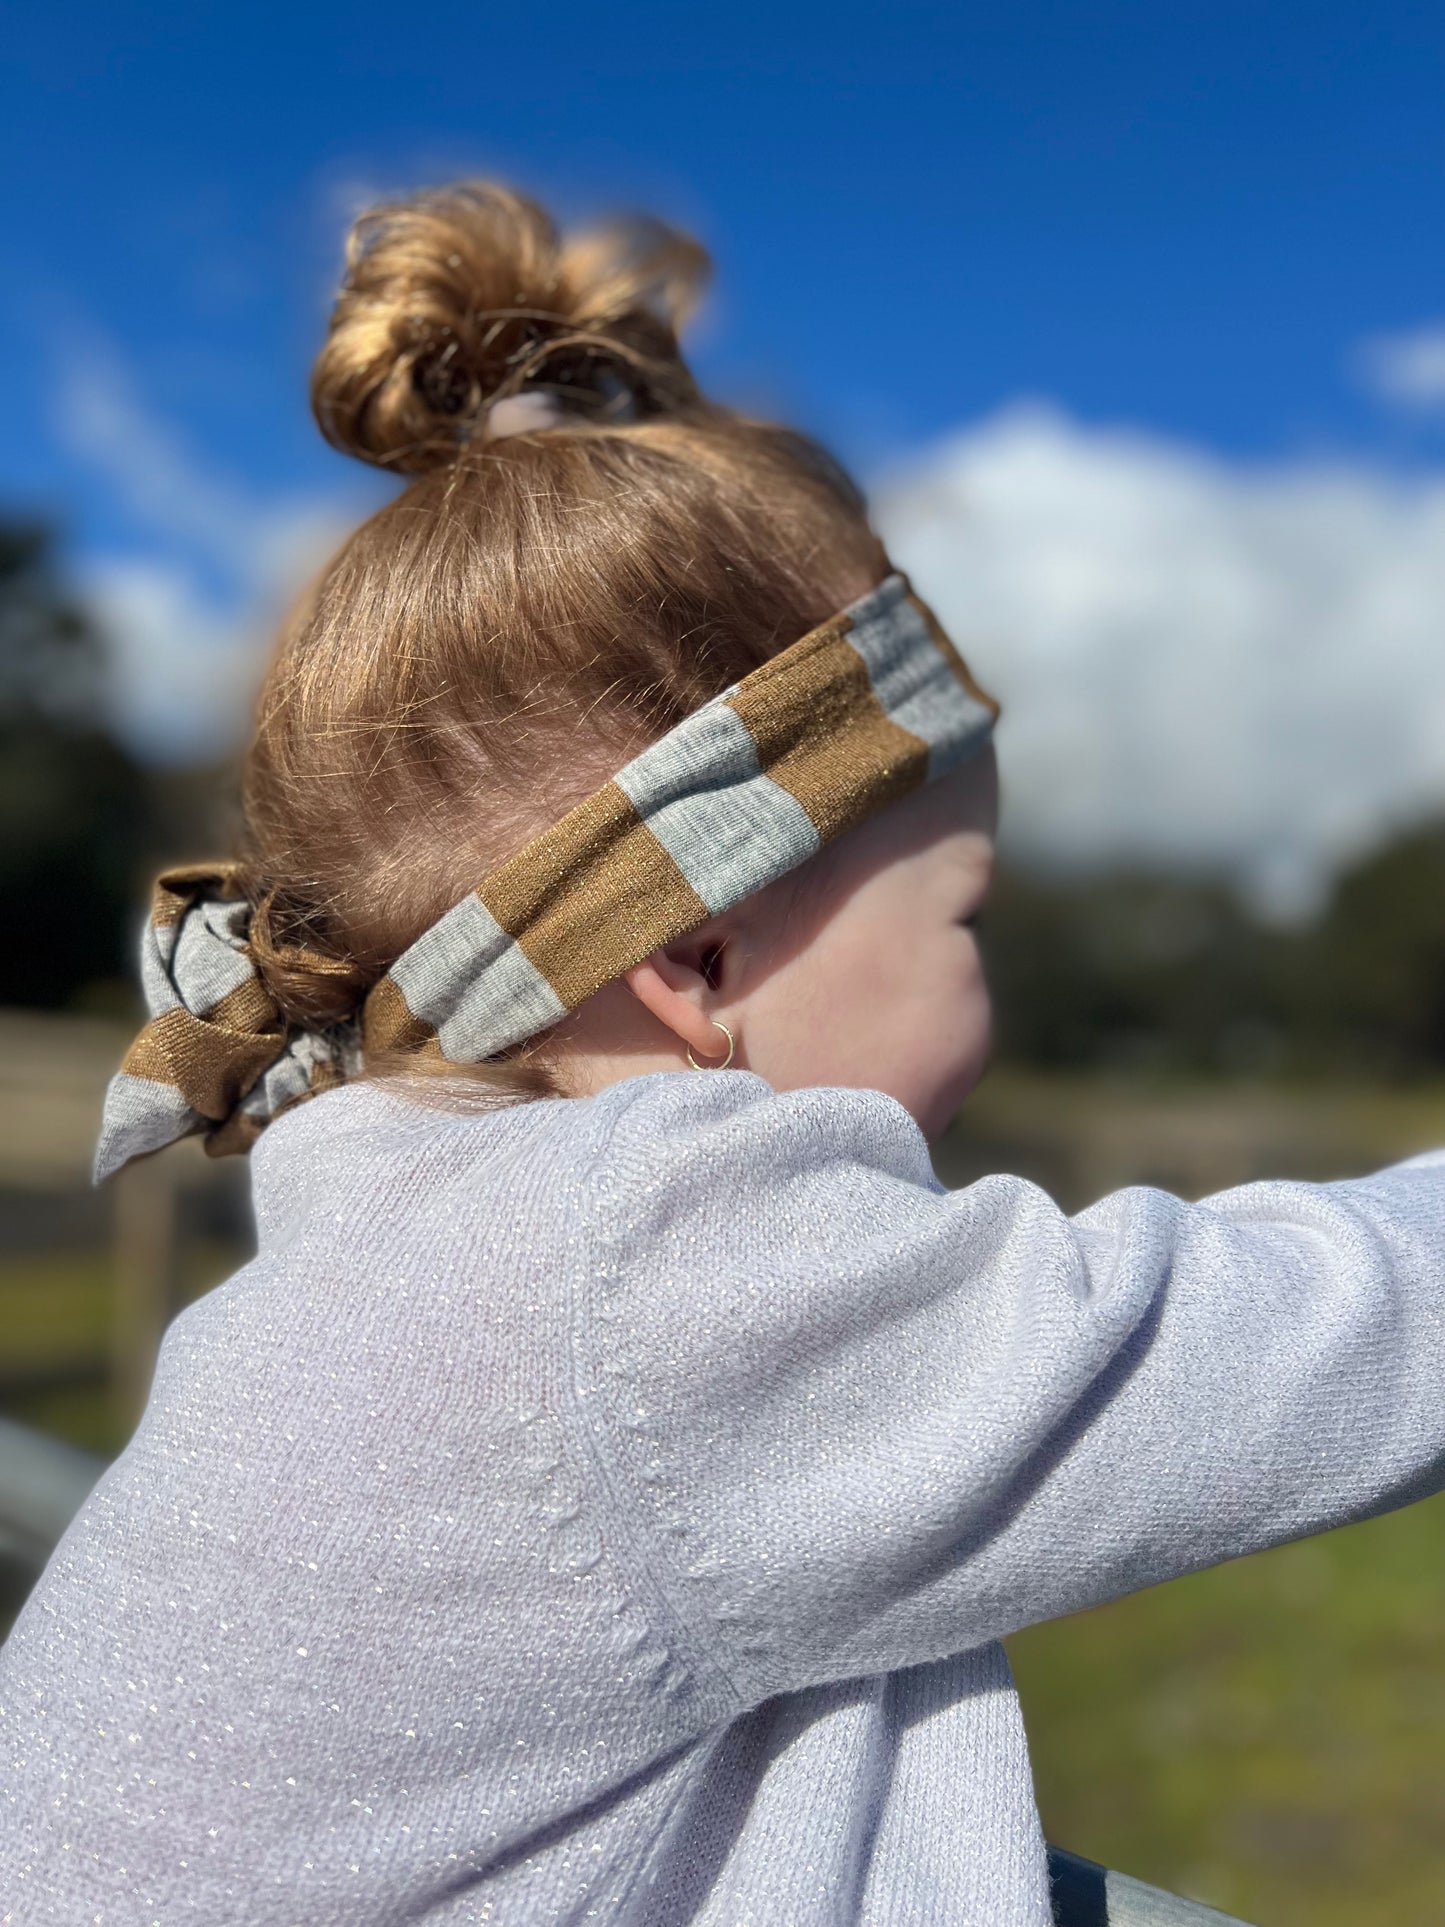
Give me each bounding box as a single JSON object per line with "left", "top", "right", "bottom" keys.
{"left": 574, "top": 1072, "right": 1445, "bottom": 1705}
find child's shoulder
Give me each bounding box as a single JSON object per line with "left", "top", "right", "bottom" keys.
{"left": 588, "top": 1069, "right": 941, "bottom": 1188}
{"left": 245, "top": 1069, "right": 942, "bottom": 1268}
{"left": 570, "top": 1075, "right": 951, "bottom": 1289}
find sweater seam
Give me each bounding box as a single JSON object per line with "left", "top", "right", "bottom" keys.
{"left": 560, "top": 1078, "right": 750, "bottom": 1723}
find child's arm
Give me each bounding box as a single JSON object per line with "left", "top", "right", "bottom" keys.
{"left": 579, "top": 1075, "right": 1445, "bottom": 1706}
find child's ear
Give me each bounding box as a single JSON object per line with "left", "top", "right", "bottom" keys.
{"left": 622, "top": 936, "right": 729, "bottom": 1061}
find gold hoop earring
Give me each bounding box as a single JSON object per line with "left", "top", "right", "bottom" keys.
{"left": 686, "top": 1020, "right": 735, "bottom": 1070}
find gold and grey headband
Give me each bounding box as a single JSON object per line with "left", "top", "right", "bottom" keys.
{"left": 94, "top": 570, "right": 998, "bottom": 1182}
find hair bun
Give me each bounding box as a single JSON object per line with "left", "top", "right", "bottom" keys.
{"left": 311, "top": 181, "right": 712, "bottom": 473}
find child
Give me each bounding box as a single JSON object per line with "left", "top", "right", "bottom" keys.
{"left": 2, "top": 180, "right": 1443, "bottom": 1927}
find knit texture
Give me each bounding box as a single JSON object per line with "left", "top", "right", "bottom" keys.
{"left": 5, "top": 1071, "right": 1445, "bottom": 1924}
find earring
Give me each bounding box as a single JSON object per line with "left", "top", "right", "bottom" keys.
{"left": 686, "top": 1020, "right": 735, "bottom": 1070}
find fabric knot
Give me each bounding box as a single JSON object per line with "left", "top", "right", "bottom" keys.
{"left": 94, "top": 863, "right": 361, "bottom": 1183}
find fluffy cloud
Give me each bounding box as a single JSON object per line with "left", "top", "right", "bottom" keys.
{"left": 77, "top": 559, "right": 260, "bottom": 762}
{"left": 1355, "top": 322, "right": 1445, "bottom": 412}
{"left": 49, "top": 346, "right": 1445, "bottom": 914}
{"left": 57, "top": 349, "right": 265, "bottom": 583}
{"left": 75, "top": 530, "right": 351, "bottom": 767}
{"left": 874, "top": 405, "right": 1445, "bottom": 916}
{"left": 50, "top": 341, "right": 362, "bottom": 762}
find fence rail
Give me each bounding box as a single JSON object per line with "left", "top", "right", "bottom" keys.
{"left": 0, "top": 1007, "right": 247, "bottom": 1429}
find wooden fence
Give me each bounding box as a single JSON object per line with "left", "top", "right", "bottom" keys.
{"left": 0, "top": 1008, "right": 245, "bottom": 1429}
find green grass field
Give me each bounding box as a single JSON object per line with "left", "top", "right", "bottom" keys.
{"left": 956, "top": 1076, "right": 1445, "bottom": 1922}
{"left": 4, "top": 1073, "right": 1445, "bottom": 1924}
{"left": 1010, "top": 1497, "right": 1445, "bottom": 1924}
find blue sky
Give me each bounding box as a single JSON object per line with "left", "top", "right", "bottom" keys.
{"left": 3, "top": 1, "right": 1443, "bottom": 898}
{"left": 4, "top": 0, "right": 1441, "bottom": 554}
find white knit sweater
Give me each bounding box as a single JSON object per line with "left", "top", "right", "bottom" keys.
{"left": 4, "top": 1070, "right": 1445, "bottom": 1924}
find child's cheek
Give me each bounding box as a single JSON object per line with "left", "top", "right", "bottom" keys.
{"left": 942, "top": 946, "right": 994, "bottom": 1105}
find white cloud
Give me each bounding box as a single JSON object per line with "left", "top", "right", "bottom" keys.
{"left": 1354, "top": 322, "right": 1445, "bottom": 412}
{"left": 874, "top": 404, "right": 1445, "bottom": 917}
{"left": 80, "top": 559, "right": 265, "bottom": 763}
{"left": 77, "top": 518, "right": 354, "bottom": 764}
{"left": 45, "top": 340, "right": 1445, "bottom": 915}
{"left": 48, "top": 335, "right": 363, "bottom": 762}
{"left": 54, "top": 342, "right": 265, "bottom": 583}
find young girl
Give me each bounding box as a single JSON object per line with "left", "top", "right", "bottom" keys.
{"left": 2, "top": 180, "right": 1443, "bottom": 1927}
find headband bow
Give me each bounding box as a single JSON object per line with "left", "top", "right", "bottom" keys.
{"left": 95, "top": 571, "right": 997, "bottom": 1182}
{"left": 93, "top": 865, "right": 360, "bottom": 1180}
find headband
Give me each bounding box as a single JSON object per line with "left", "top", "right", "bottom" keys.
{"left": 94, "top": 570, "right": 998, "bottom": 1183}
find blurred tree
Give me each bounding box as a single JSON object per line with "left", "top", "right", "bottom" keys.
{"left": 1306, "top": 825, "right": 1445, "bottom": 1075}
{"left": 982, "top": 865, "right": 1291, "bottom": 1075}
{"left": 0, "top": 522, "right": 155, "bottom": 1009}
{"left": 982, "top": 830, "right": 1445, "bottom": 1079}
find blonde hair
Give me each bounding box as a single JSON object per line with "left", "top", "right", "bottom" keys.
{"left": 240, "top": 181, "right": 889, "bottom": 1103}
